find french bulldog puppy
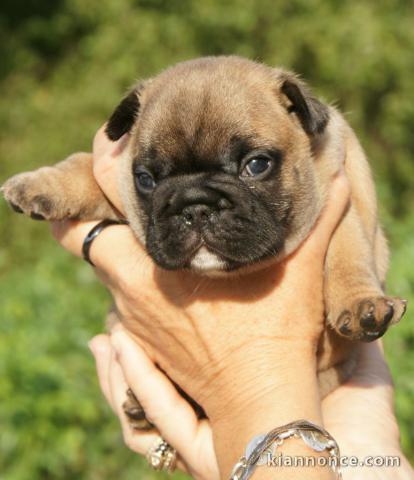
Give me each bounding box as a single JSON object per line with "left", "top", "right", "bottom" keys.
{"left": 2, "top": 56, "right": 406, "bottom": 430}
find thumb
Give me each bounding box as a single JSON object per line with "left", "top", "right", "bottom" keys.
{"left": 92, "top": 124, "right": 128, "bottom": 215}
{"left": 296, "top": 172, "right": 350, "bottom": 262}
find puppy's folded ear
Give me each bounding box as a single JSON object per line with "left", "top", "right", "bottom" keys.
{"left": 105, "top": 83, "right": 146, "bottom": 141}
{"left": 278, "top": 72, "right": 329, "bottom": 136}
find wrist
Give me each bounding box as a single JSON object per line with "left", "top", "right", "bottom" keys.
{"left": 203, "top": 339, "right": 318, "bottom": 423}
{"left": 205, "top": 345, "right": 324, "bottom": 477}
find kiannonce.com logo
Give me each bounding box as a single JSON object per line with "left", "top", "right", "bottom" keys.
{"left": 258, "top": 453, "right": 401, "bottom": 469}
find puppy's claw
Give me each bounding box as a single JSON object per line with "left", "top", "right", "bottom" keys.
{"left": 30, "top": 211, "right": 45, "bottom": 221}
{"left": 10, "top": 202, "right": 23, "bottom": 214}
{"left": 122, "top": 388, "right": 154, "bottom": 431}
{"left": 335, "top": 295, "right": 407, "bottom": 342}
{"left": 2, "top": 173, "right": 59, "bottom": 221}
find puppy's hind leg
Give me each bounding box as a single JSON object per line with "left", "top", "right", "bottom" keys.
{"left": 2, "top": 152, "right": 119, "bottom": 221}
{"left": 325, "top": 206, "right": 406, "bottom": 343}
{"left": 325, "top": 124, "right": 407, "bottom": 343}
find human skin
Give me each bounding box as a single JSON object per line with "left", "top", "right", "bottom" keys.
{"left": 89, "top": 335, "right": 414, "bottom": 480}
{"left": 52, "top": 127, "right": 413, "bottom": 479}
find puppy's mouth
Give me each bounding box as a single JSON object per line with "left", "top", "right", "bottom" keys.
{"left": 146, "top": 226, "right": 285, "bottom": 273}
{"left": 185, "top": 236, "right": 270, "bottom": 274}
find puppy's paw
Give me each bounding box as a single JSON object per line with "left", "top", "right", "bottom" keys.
{"left": 122, "top": 388, "right": 154, "bottom": 431}
{"left": 335, "top": 296, "right": 407, "bottom": 342}
{"left": 1, "top": 170, "right": 67, "bottom": 221}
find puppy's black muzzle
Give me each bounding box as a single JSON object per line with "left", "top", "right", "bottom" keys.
{"left": 146, "top": 173, "right": 286, "bottom": 270}
{"left": 155, "top": 175, "right": 234, "bottom": 226}
{"left": 167, "top": 183, "right": 233, "bottom": 229}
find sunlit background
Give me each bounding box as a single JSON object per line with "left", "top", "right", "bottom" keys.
{"left": 0, "top": 1, "right": 413, "bottom": 478}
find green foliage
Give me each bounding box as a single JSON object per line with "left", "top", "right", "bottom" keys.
{"left": 0, "top": 0, "right": 413, "bottom": 477}
{"left": 0, "top": 252, "right": 179, "bottom": 479}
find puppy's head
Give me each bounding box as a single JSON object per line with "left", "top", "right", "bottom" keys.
{"left": 106, "top": 56, "right": 329, "bottom": 274}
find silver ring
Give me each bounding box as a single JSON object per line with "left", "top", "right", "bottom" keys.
{"left": 146, "top": 437, "right": 177, "bottom": 473}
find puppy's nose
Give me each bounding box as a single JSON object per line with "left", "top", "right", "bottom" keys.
{"left": 182, "top": 204, "right": 212, "bottom": 226}
{"left": 165, "top": 185, "right": 232, "bottom": 224}
{"left": 177, "top": 186, "right": 222, "bottom": 210}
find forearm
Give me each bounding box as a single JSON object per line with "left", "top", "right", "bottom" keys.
{"left": 206, "top": 349, "right": 335, "bottom": 479}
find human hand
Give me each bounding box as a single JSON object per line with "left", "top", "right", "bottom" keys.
{"left": 53, "top": 125, "right": 350, "bottom": 422}
{"left": 52, "top": 125, "right": 350, "bottom": 478}
{"left": 323, "top": 342, "right": 414, "bottom": 480}
{"left": 88, "top": 333, "right": 220, "bottom": 480}
{"left": 90, "top": 333, "right": 413, "bottom": 480}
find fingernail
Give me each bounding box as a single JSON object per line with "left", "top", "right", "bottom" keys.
{"left": 88, "top": 335, "right": 109, "bottom": 356}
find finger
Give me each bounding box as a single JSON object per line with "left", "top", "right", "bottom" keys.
{"left": 111, "top": 328, "right": 204, "bottom": 454}
{"left": 107, "top": 348, "right": 188, "bottom": 473}
{"left": 352, "top": 341, "right": 393, "bottom": 388}
{"left": 50, "top": 219, "right": 151, "bottom": 281}
{"left": 89, "top": 334, "right": 116, "bottom": 411}
{"left": 90, "top": 336, "right": 150, "bottom": 449}
{"left": 92, "top": 124, "right": 127, "bottom": 215}
{"left": 108, "top": 347, "right": 157, "bottom": 452}
{"left": 296, "top": 172, "right": 350, "bottom": 260}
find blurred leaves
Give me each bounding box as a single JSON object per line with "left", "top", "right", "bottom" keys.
{"left": 0, "top": 252, "right": 177, "bottom": 479}
{"left": 0, "top": 0, "right": 413, "bottom": 477}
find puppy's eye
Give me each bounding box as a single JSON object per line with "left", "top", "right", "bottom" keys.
{"left": 242, "top": 157, "right": 272, "bottom": 177}
{"left": 134, "top": 168, "right": 156, "bottom": 192}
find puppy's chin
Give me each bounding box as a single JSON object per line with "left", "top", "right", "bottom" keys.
{"left": 187, "top": 245, "right": 283, "bottom": 278}
{"left": 189, "top": 246, "right": 228, "bottom": 277}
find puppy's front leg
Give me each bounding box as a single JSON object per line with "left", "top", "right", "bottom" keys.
{"left": 2, "top": 152, "right": 119, "bottom": 221}
{"left": 325, "top": 205, "right": 406, "bottom": 342}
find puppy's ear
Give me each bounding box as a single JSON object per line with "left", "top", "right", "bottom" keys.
{"left": 278, "top": 72, "right": 329, "bottom": 136}
{"left": 105, "top": 85, "right": 143, "bottom": 141}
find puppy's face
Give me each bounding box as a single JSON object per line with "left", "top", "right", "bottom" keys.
{"left": 107, "top": 57, "right": 329, "bottom": 274}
